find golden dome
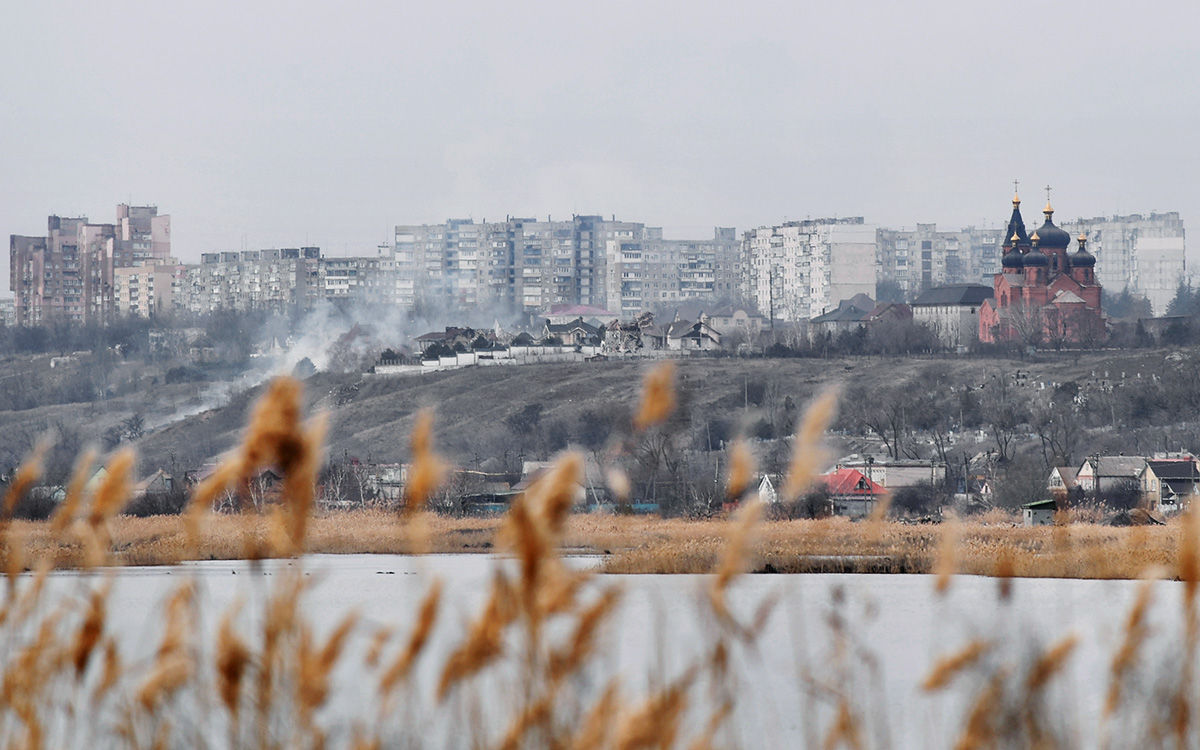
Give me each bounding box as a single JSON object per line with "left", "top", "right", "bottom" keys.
{"left": 1044, "top": 201, "right": 1054, "bottom": 214}
{"left": 1010, "top": 231, "right": 1020, "bottom": 243}
{"left": 1030, "top": 231, "right": 1040, "bottom": 245}
{"left": 1077, "top": 233, "right": 1087, "bottom": 244}
{"left": 1013, "top": 193, "right": 1021, "bottom": 206}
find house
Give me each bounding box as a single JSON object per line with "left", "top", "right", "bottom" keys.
{"left": 546, "top": 304, "right": 618, "bottom": 327}
{"left": 911, "top": 285, "right": 994, "bottom": 350}
{"left": 1047, "top": 466, "right": 1079, "bottom": 501}
{"left": 705, "top": 306, "right": 769, "bottom": 340}
{"left": 819, "top": 468, "right": 888, "bottom": 519}
{"left": 1022, "top": 498, "right": 1058, "bottom": 526}
{"left": 1140, "top": 458, "right": 1200, "bottom": 513}
{"left": 1075, "top": 456, "right": 1146, "bottom": 496}
{"left": 757, "top": 474, "right": 779, "bottom": 505}
{"left": 668, "top": 319, "right": 722, "bottom": 351}
{"left": 834, "top": 456, "right": 947, "bottom": 490}
{"left": 809, "top": 300, "right": 874, "bottom": 340}
{"left": 543, "top": 317, "right": 601, "bottom": 346}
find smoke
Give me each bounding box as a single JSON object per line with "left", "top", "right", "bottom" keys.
{"left": 147, "top": 296, "right": 529, "bottom": 431}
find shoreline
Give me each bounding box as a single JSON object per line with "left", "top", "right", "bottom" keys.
{"left": 2, "top": 509, "right": 1180, "bottom": 581}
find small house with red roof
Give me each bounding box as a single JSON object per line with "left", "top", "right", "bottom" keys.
{"left": 820, "top": 468, "right": 888, "bottom": 519}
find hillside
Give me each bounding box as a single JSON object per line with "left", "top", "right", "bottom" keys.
{"left": 129, "top": 347, "right": 1183, "bottom": 477}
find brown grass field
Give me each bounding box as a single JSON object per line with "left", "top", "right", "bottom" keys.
{"left": 4, "top": 510, "right": 1181, "bottom": 582}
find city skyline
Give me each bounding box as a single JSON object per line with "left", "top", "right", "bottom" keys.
{"left": 4, "top": 1, "right": 1199, "bottom": 291}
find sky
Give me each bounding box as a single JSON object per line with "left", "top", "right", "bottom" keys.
{"left": 2, "top": 0, "right": 1199, "bottom": 292}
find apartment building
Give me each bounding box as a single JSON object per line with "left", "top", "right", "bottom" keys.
{"left": 11, "top": 216, "right": 112, "bottom": 325}
{"left": 114, "top": 263, "right": 181, "bottom": 317}
{"left": 1061, "top": 212, "right": 1185, "bottom": 315}
{"left": 9, "top": 205, "right": 170, "bottom": 325}
{"left": 876, "top": 224, "right": 1003, "bottom": 295}
{"left": 179, "top": 248, "right": 321, "bottom": 314}
{"left": 741, "top": 218, "right": 876, "bottom": 322}
{"left": 114, "top": 204, "right": 171, "bottom": 267}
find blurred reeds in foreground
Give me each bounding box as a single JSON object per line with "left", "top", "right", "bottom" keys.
{"left": 0, "top": 368, "right": 1196, "bottom": 747}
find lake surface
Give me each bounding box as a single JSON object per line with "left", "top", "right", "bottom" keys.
{"left": 35, "top": 555, "right": 1187, "bottom": 747}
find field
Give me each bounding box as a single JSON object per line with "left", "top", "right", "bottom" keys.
{"left": 3, "top": 510, "right": 1182, "bottom": 581}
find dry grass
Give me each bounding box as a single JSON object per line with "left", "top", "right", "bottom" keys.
{"left": 0, "top": 512, "right": 1182, "bottom": 582}
{"left": 599, "top": 516, "right": 1183, "bottom": 580}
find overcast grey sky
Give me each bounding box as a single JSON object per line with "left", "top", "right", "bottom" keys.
{"left": 3, "top": 0, "right": 1199, "bottom": 290}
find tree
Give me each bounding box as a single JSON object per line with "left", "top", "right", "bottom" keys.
{"left": 1104, "top": 288, "right": 1153, "bottom": 321}
{"left": 121, "top": 413, "right": 146, "bottom": 442}
{"left": 1031, "top": 386, "right": 1083, "bottom": 468}
{"left": 875, "top": 279, "right": 906, "bottom": 304}
{"left": 979, "top": 373, "right": 1029, "bottom": 463}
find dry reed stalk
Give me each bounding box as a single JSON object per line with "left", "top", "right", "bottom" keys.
{"left": 70, "top": 582, "right": 110, "bottom": 678}
{"left": 256, "top": 571, "right": 307, "bottom": 720}
{"left": 725, "top": 439, "right": 755, "bottom": 501}
{"left": 135, "top": 653, "right": 192, "bottom": 711}
{"left": 83, "top": 448, "right": 136, "bottom": 567}
{"left": 49, "top": 447, "right": 98, "bottom": 532}
{"left": 614, "top": 679, "right": 690, "bottom": 750}
{"left": 633, "top": 361, "right": 676, "bottom": 431}
{"left": 921, "top": 640, "right": 993, "bottom": 692}
{"left": 496, "top": 694, "right": 553, "bottom": 750}
{"left": 994, "top": 546, "right": 1016, "bottom": 601}
{"left": 1025, "top": 633, "right": 1078, "bottom": 692}
{"left": 782, "top": 386, "right": 840, "bottom": 502}
{"left": 605, "top": 467, "right": 632, "bottom": 504}
{"left": 709, "top": 496, "right": 762, "bottom": 629}
{"left": 822, "top": 699, "right": 864, "bottom": 750}
{"left": 403, "top": 410, "right": 446, "bottom": 514}
{"left": 569, "top": 682, "right": 621, "bottom": 750}
{"left": 280, "top": 414, "right": 327, "bottom": 556}
{"left": 184, "top": 377, "right": 322, "bottom": 553}
{"left": 437, "top": 572, "right": 518, "bottom": 700}
{"left": 1105, "top": 577, "right": 1154, "bottom": 717}
{"left": 378, "top": 579, "right": 442, "bottom": 694}
{"left": 498, "top": 451, "right": 584, "bottom": 641}
{"left": 1181, "top": 503, "right": 1200, "bottom": 608}
{"left": 364, "top": 626, "right": 394, "bottom": 669}
{"left": 933, "top": 516, "right": 961, "bottom": 595}
{"left": 298, "top": 611, "right": 359, "bottom": 716}
{"left": 92, "top": 637, "right": 122, "bottom": 703}
{"left": 687, "top": 699, "right": 734, "bottom": 750}
{"left": 215, "top": 604, "right": 251, "bottom": 719}
{"left": 953, "top": 670, "right": 1005, "bottom": 750}
{"left": 549, "top": 586, "right": 622, "bottom": 682}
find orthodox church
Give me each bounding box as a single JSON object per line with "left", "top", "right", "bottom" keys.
{"left": 978, "top": 186, "right": 1103, "bottom": 345}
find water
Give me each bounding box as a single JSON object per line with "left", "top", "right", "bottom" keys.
{"left": 27, "top": 555, "right": 1188, "bottom": 747}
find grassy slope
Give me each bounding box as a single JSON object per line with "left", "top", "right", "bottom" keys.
{"left": 128, "top": 348, "right": 1178, "bottom": 474}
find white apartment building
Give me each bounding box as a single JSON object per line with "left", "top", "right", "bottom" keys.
{"left": 877, "top": 224, "right": 1003, "bottom": 294}
{"left": 1062, "top": 212, "right": 1185, "bottom": 315}
{"left": 113, "top": 262, "right": 181, "bottom": 317}
{"left": 742, "top": 218, "right": 877, "bottom": 322}
{"left": 180, "top": 248, "right": 321, "bottom": 314}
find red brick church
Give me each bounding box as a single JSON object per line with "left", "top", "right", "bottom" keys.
{"left": 979, "top": 186, "right": 1104, "bottom": 346}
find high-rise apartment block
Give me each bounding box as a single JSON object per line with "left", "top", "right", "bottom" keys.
{"left": 1061, "top": 212, "right": 1185, "bottom": 315}
{"left": 9, "top": 205, "right": 171, "bottom": 325}
{"left": 114, "top": 264, "right": 180, "bottom": 318}
{"left": 390, "top": 217, "right": 741, "bottom": 316}
{"left": 741, "top": 218, "right": 876, "bottom": 322}
{"left": 179, "top": 248, "right": 321, "bottom": 314}
{"left": 876, "top": 225, "right": 1003, "bottom": 295}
